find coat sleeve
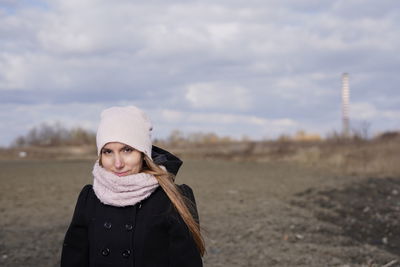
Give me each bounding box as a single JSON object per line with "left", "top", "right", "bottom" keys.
{"left": 61, "top": 184, "right": 92, "bottom": 267}
{"left": 168, "top": 184, "right": 203, "bottom": 267}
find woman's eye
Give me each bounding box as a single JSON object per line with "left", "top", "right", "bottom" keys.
{"left": 123, "top": 147, "right": 133, "bottom": 153}
{"left": 102, "top": 149, "right": 112, "bottom": 154}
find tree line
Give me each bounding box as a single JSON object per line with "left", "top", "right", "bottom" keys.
{"left": 11, "top": 121, "right": 399, "bottom": 147}
{"left": 12, "top": 122, "right": 96, "bottom": 147}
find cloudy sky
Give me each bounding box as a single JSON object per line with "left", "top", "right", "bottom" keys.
{"left": 1, "top": 0, "right": 399, "bottom": 146}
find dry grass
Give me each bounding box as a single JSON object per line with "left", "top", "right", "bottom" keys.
{"left": 0, "top": 145, "right": 97, "bottom": 161}
{"left": 163, "top": 136, "right": 400, "bottom": 177}
{"left": 2, "top": 136, "right": 399, "bottom": 177}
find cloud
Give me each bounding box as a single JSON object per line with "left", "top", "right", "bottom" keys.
{"left": 185, "top": 82, "right": 252, "bottom": 110}
{"left": 351, "top": 102, "right": 400, "bottom": 120}
{"left": 0, "top": 102, "right": 105, "bottom": 146}
{"left": 160, "top": 109, "right": 184, "bottom": 122}
{"left": 0, "top": 0, "right": 399, "bottom": 145}
{"left": 151, "top": 108, "right": 300, "bottom": 140}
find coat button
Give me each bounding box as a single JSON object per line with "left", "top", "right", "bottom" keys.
{"left": 125, "top": 223, "right": 134, "bottom": 231}
{"left": 101, "top": 248, "right": 110, "bottom": 256}
{"left": 103, "top": 222, "right": 112, "bottom": 229}
{"left": 122, "top": 249, "right": 131, "bottom": 258}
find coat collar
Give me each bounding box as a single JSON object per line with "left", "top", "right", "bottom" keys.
{"left": 151, "top": 146, "right": 183, "bottom": 176}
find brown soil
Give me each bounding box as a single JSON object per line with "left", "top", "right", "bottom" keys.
{"left": 0, "top": 159, "right": 399, "bottom": 267}
{"left": 292, "top": 177, "right": 400, "bottom": 257}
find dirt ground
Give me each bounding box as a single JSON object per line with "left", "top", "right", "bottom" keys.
{"left": 0, "top": 159, "right": 399, "bottom": 267}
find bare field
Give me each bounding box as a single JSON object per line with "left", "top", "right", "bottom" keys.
{"left": 0, "top": 159, "right": 399, "bottom": 267}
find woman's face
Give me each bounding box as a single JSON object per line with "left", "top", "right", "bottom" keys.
{"left": 100, "top": 142, "right": 143, "bottom": 177}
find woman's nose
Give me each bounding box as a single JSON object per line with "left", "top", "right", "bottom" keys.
{"left": 114, "top": 155, "right": 124, "bottom": 169}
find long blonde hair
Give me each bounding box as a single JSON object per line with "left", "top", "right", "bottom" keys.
{"left": 99, "top": 151, "right": 206, "bottom": 256}
{"left": 142, "top": 155, "right": 206, "bottom": 256}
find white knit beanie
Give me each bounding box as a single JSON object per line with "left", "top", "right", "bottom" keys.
{"left": 96, "top": 106, "right": 153, "bottom": 160}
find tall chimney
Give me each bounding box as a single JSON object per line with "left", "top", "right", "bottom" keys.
{"left": 342, "top": 73, "right": 350, "bottom": 136}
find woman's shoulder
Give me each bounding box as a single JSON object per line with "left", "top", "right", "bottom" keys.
{"left": 81, "top": 184, "right": 93, "bottom": 192}
{"left": 153, "top": 183, "right": 196, "bottom": 200}
{"left": 177, "top": 184, "right": 196, "bottom": 202}
{"left": 79, "top": 184, "right": 94, "bottom": 197}
{"left": 177, "top": 183, "right": 194, "bottom": 193}
{"left": 146, "top": 183, "right": 195, "bottom": 205}
{"left": 75, "top": 184, "right": 96, "bottom": 207}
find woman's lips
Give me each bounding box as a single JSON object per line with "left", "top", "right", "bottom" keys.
{"left": 114, "top": 171, "right": 130, "bottom": 177}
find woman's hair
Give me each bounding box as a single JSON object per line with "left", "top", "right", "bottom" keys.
{"left": 99, "top": 151, "right": 206, "bottom": 256}
{"left": 141, "top": 155, "right": 206, "bottom": 256}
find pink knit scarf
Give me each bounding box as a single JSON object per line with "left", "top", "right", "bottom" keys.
{"left": 92, "top": 161, "right": 159, "bottom": 207}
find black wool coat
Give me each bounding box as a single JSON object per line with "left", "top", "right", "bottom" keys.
{"left": 61, "top": 146, "right": 203, "bottom": 267}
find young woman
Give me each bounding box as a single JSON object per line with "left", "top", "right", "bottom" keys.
{"left": 61, "top": 106, "right": 205, "bottom": 267}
